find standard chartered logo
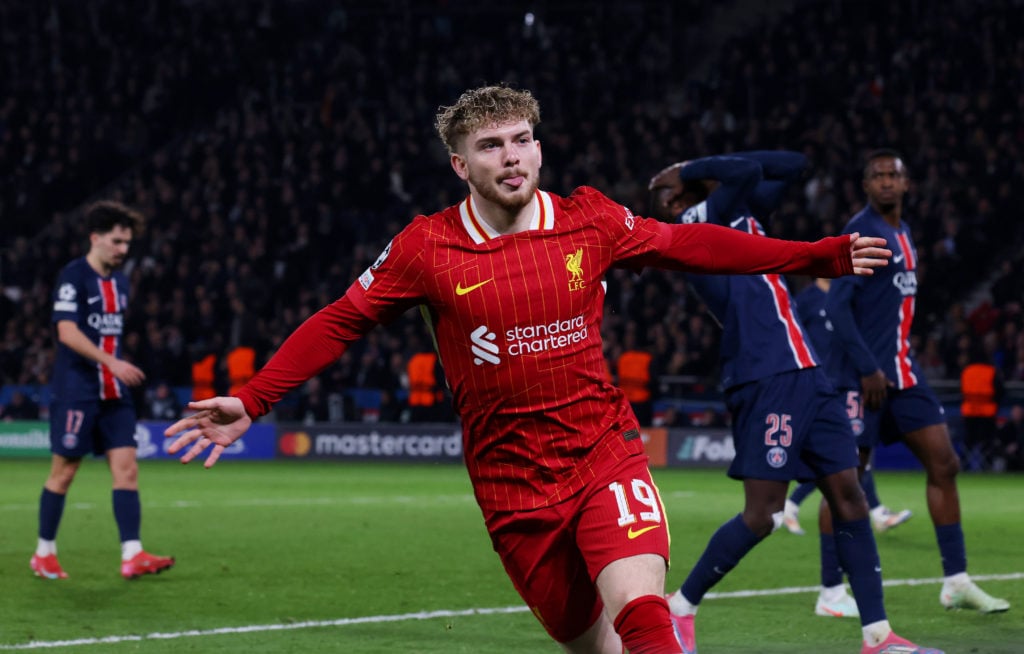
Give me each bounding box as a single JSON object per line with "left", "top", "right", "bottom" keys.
{"left": 471, "top": 325, "right": 500, "bottom": 365}
{"left": 470, "top": 315, "right": 589, "bottom": 366}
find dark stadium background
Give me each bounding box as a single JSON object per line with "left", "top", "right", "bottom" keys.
{"left": 1, "top": 0, "right": 1022, "bottom": 471}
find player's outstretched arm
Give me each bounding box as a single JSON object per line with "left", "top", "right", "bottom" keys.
{"left": 164, "top": 397, "right": 252, "bottom": 468}
{"left": 848, "top": 233, "right": 890, "bottom": 276}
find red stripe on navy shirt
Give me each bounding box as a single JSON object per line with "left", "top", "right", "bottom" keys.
{"left": 98, "top": 279, "right": 121, "bottom": 399}
{"left": 748, "top": 219, "right": 816, "bottom": 368}
{"left": 896, "top": 232, "right": 916, "bottom": 270}
{"left": 894, "top": 231, "right": 917, "bottom": 388}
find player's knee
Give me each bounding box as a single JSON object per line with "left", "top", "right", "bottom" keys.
{"left": 741, "top": 509, "right": 776, "bottom": 537}
{"left": 46, "top": 475, "right": 75, "bottom": 494}
{"left": 112, "top": 463, "right": 139, "bottom": 487}
{"left": 929, "top": 449, "right": 960, "bottom": 481}
{"left": 47, "top": 461, "right": 81, "bottom": 492}
{"left": 828, "top": 490, "right": 869, "bottom": 522}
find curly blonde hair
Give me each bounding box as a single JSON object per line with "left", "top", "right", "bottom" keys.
{"left": 435, "top": 85, "right": 541, "bottom": 154}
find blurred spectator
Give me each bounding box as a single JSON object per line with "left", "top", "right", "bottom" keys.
{"left": 655, "top": 404, "right": 689, "bottom": 428}
{"left": 994, "top": 404, "right": 1024, "bottom": 472}
{"left": 917, "top": 333, "right": 947, "bottom": 381}
{"left": 378, "top": 351, "right": 409, "bottom": 423}
{"left": 294, "top": 376, "right": 330, "bottom": 425}
{"left": 1, "top": 0, "right": 1023, "bottom": 425}
{"left": 191, "top": 352, "right": 219, "bottom": 402}
{"left": 406, "top": 350, "right": 446, "bottom": 423}
{"left": 143, "top": 382, "right": 181, "bottom": 421}
{"left": 959, "top": 343, "right": 1004, "bottom": 470}
{"left": 0, "top": 389, "right": 40, "bottom": 421}
{"left": 617, "top": 337, "right": 654, "bottom": 427}
{"left": 0, "top": 283, "right": 16, "bottom": 328}
{"left": 226, "top": 345, "right": 257, "bottom": 396}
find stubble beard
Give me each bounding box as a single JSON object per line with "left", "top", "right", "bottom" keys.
{"left": 472, "top": 171, "right": 538, "bottom": 213}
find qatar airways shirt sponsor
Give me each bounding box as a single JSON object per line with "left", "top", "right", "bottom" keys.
{"left": 471, "top": 314, "right": 589, "bottom": 365}
{"left": 86, "top": 312, "right": 125, "bottom": 334}
{"left": 832, "top": 206, "right": 922, "bottom": 390}
{"left": 892, "top": 270, "right": 917, "bottom": 296}
{"left": 50, "top": 258, "right": 131, "bottom": 402}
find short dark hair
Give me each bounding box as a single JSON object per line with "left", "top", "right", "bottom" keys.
{"left": 863, "top": 148, "right": 905, "bottom": 179}
{"left": 84, "top": 200, "right": 144, "bottom": 236}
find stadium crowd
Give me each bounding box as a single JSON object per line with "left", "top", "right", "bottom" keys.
{"left": 1, "top": 0, "right": 1022, "bottom": 449}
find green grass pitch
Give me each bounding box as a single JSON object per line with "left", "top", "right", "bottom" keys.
{"left": 1, "top": 459, "right": 1020, "bottom": 652}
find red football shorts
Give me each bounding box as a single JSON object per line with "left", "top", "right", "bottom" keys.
{"left": 482, "top": 453, "right": 671, "bottom": 643}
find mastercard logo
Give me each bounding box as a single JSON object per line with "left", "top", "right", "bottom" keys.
{"left": 278, "top": 431, "right": 312, "bottom": 457}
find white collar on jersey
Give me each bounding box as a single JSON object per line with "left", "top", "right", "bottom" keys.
{"left": 459, "top": 190, "right": 556, "bottom": 244}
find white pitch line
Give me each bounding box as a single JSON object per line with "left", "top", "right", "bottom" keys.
{"left": 1, "top": 572, "right": 1020, "bottom": 650}
{"left": 702, "top": 571, "right": 1024, "bottom": 599}
{"left": 0, "top": 607, "right": 529, "bottom": 651}
{"left": 0, "top": 494, "right": 476, "bottom": 512}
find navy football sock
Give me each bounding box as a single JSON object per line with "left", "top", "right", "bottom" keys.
{"left": 790, "top": 481, "right": 816, "bottom": 505}
{"left": 39, "top": 488, "right": 67, "bottom": 540}
{"left": 819, "top": 531, "right": 844, "bottom": 588}
{"left": 860, "top": 469, "right": 881, "bottom": 509}
{"left": 112, "top": 489, "right": 141, "bottom": 542}
{"left": 833, "top": 517, "right": 886, "bottom": 625}
{"left": 935, "top": 523, "right": 967, "bottom": 576}
{"left": 681, "top": 514, "right": 763, "bottom": 604}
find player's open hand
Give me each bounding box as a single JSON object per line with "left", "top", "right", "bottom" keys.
{"left": 848, "top": 233, "right": 891, "bottom": 275}
{"left": 164, "top": 396, "right": 252, "bottom": 468}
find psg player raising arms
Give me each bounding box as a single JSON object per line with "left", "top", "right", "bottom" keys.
{"left": 649, "top": 153, "right": 941, "bottom": 654}
{"left": 165, "top": 86, "right": 889, "bottom": 654}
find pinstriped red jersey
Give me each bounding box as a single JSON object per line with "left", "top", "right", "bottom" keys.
{"left": 237, "top": 186, "right": 853, "bottom": 510}
{"left": 335, "top": 186, "right": 854, "bottom": 511}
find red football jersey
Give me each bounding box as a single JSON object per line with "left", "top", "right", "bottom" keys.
{"left": 350, "top": 188, "right": 656, "bottom": 510}
{"left": 238, "top": 186, "right": 854, "bottom": 511}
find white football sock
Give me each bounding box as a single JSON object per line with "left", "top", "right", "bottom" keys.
{"left": 667, "top": 589, "right": 698, "bottom": 616}
{"left": 862, "top": 619, "right": 892, "bottom": 646}
{"left": 943, "top": 571, "right": 970, "bottom": 590}
{"left": 820, "top": 583, "right": 847, "bottom": 603}
{"left": 121, "top": 539, "right": 143, "bottom": 561}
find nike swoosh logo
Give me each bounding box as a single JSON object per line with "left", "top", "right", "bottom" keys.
{"left": 626, "top": 524, "right": 661, "bottom": 539}
{"left": 88, "top": 296, "right": 102, "bottom": 304}
{"left": 456, "top": 279, "right": 492, "bottom": 296}
{"left": 893, "top": 254, "right": 905, "bottom": 263}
